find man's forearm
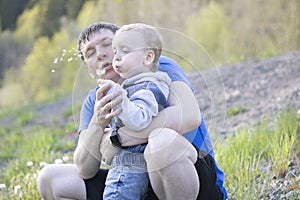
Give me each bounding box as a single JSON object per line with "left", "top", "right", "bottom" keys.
{"left": 168, "top": 81, "right": 201, "bottom": 134}
{"left": 73, "top": 116, "right": 103, "bottom": 179}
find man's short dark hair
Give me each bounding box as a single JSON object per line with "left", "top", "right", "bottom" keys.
{"left": 78, "top": 22, "right": 120, "bottom": 61}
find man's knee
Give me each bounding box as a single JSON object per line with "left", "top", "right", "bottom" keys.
{"left": 36, "top": 165, "right": 54, "bottom": 199}
{"left": 37, "top": 165, "right": 51, "bottom": 185}
{"left": 144, "top": 128, "right": 197, "bottom": 172}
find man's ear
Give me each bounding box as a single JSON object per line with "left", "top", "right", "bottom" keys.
{"left": 143, "top": 50, "right": 155, "bottom": 66}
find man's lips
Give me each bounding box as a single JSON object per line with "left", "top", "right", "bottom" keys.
{"left": 101, "top": 63, "right": 114, "bottom": 73}
{"left": 102, "top": 62, "right": 112, "bottom": 69}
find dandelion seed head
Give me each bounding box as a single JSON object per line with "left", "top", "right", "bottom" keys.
{"left": 96, "top": 69, "right": 106, "bottom": 77}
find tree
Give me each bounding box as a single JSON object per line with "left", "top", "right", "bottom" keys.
{"left": 66, "top": 0, "right": 85, "bottom": 19}
{"left": 186, "top": 2, "right": 235, "bottom": 64}
{"left": 37, "top": 0, "right": 66, "bottom": 37}
{"left": 0, "top": 0, "right": 29, "bottom": 30}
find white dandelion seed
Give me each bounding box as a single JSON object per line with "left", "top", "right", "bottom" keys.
{"left": 24, "top": 173, "right": 31, "bottom": 181}
{"left": 26, "top": 161, "right": 34, "bottom": 167}
{"left": 55, "top": 159, "right": 63, "bottom": 164}
{"left": 68, "top": 57, "right": 73, "bottom": 62}
{"left": 62, "top": 156, "right": 69, "bottom": 162}
{"left": 32, "top": 172, "right": 38, "bottom": 179}
{"left": 18, "top": 191, "right": 23, "bottom": 198}
{"left": 0, "top": 183, "right": 6, "bottom": 189}
{"left": 39, "top": 161, "right": 48, "bottom": 167}
{"left": 14, "top": 185, "right": 21, "bottom": 194}
{"left": 53, "top": 58, "right": 58, "bottom": 64}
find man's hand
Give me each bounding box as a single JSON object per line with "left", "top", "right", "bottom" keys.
{"left": 95, "top": 79, "right": 123, "bottom": 127}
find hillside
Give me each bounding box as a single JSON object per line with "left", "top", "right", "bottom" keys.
{"left": 0, "top": 51, "right": 299, "bottom": 199}
{"left": 1, "top": 51, "right": 299, "bottom": 135}
{"left": 189, "top": 51, "right": 300, "bottom": 136}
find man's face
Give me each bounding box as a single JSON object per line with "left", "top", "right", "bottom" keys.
{"left": 80, "top": 29, "right": 120, "bottom": 82}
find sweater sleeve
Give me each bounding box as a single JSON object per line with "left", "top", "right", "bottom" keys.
{"left": 118, "top": 89, "right": 158, "bottom": 131}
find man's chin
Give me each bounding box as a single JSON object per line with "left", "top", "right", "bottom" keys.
{"left": 105, "top": 72, "right": 121, "bottom": 82}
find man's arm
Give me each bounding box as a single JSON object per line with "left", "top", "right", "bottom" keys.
{"left": 73, "top": 115, "right": 103, "bottom": 179}
{"left": 73, "top": 83, "right": 123, "bottom": 179}
{"left": 118, "top": 81, "right": 201, "bottom": 146}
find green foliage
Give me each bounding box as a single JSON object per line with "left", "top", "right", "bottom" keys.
{"left": 0, "top": 128, "right": 74, "bottom": 199}
{"left": 186, "top": 0, "right": 300, "bottom": 64}
{"left": 0, "top": 30, "right": 18, "bottom": 80}
{"left": 0, "top": 129, "right": 22, "bottom": 160}
{"left": 21, "top": 36, "right": 57, "bottom": 101}
{"left": 186, "top": 2, "right": 235, "bottom": 64}
{"left": 0, "top": 0, "right": 28, "bottom": 30}
{"left": 267, "top": 109, "right": 298, "bottom": 176}
{"left": 19, "top": 30, "right": 79, "bottom": 103}
{"left": 0, "top": 104, "right": 76, "bottom": 199}
{"left": 77, "top": 0, "right": 105, "bottom": 27}
{"left": 215, "top": 109, "right": 299, "bottom": 199}
{"left": 0, "top": 68, "right": 28, "bottom": 108}
{"left": 63, "top": 101, "right": 82, "bottom": 118}
{"left": 0, "top": 161, "right": 42, "bottom": 199}
{"left": 1, "top": 0, "right": 300, "bottom": 108}
{"left": 227, "top": 106, "right": 247, "bottom": 116}
{"left": 13, "top": 4, "right": 39, "bottom": 44}
{"left": 228, "top": 0, "right": 300, "bottom": 59}
{"left": 37, "top": 0, "right": 66, "bottom": 37}
{"left": 66, "top": 0, "right": 85, "bottom": 19}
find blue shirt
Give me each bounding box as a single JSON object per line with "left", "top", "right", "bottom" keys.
{"left": 78, "top": 56, "right": 228, "bottom": 199}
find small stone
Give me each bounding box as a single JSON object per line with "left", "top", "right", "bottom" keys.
{"left": 285, "top": 190, "right": 300, "bottom": 198}
{"left": 297, "top": 109, "right": 300, "bottom": 119}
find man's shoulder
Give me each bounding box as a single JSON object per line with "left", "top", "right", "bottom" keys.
{"left": 158, "top": 56, "right": 176, "bottom": 65}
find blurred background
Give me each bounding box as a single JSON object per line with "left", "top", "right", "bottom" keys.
{"left": 0, "top": 2, "right": 299, "bottom": 198}
{"left": 0, "top": 0, "right": 299, "bottom": 108}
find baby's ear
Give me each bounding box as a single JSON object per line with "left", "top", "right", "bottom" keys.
{"left": 143, "top": 50, "right": 155, "bottom": 66}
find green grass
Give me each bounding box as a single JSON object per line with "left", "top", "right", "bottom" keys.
{"left": 227, "top": 106, "right": 247, "bottom": 116}
{"left": 0, "top": 107, "right": 76, "bottom": 199}
{"left": 215, "top": 108, "right": 299, "bottom": 199}
{"left": 0, "top": 107, "right": 299, "bottom": 199}
{"left": 63, "top": 101, "right": 82, "bottom": 118}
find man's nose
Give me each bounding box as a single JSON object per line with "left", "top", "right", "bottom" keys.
{"left": 96, "top": 46, "right": 107, "bottom": 60}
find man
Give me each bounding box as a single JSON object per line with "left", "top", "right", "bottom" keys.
{"left": 37, "top": 22, "right": 227, "bottom": 200}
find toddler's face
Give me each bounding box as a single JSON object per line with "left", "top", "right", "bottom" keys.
{"left": 112, "top": 30, "right": 150, "bottom": 79}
